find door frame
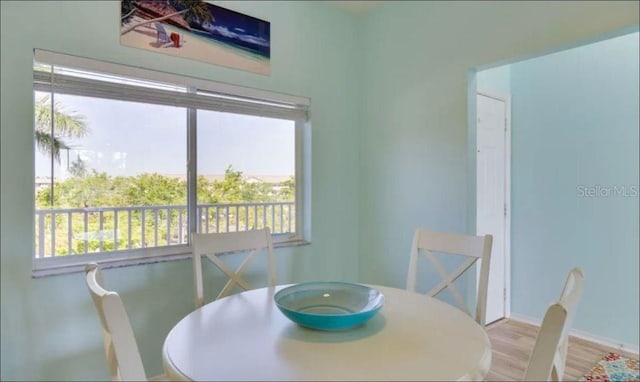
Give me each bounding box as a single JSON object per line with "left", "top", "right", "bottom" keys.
{"left": 476, "top": 90, "right": 512, "bottom": 321}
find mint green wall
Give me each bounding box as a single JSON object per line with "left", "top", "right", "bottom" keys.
{"left": 477, "top": 65, "right": 511, "bottom": 97}
{"left": 0, "top": 1, "right": 360, "bottom": 380}
{"left": 509, "top": 32, "right": 639, "bottom": 346}
{"left": 358, "top": 0, "right": 638, "bottom": 296}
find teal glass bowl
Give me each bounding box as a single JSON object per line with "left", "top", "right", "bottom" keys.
{"left": 274, "top": 282, "right": 385, "bottom": 331}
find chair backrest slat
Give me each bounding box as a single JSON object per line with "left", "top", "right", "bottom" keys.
{"left": 416, "top": 230, "right": 487, "bottom": 258}
{"left": 524, "top": 268, "right": 584, "bottom": 381}
{"left": 407, "top": 228, "right": 493, "bottom": 326}
{"left": 192, "top": 228, "right": 275, "bottom": 309}
{"left": 85, "top": 263, "right": 147, "bottom": 382}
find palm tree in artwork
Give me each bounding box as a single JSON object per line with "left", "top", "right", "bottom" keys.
{"left": 121, "top": 0, "right": 137, "bottom": 21}
{"left": 121, "top": 0, "right": 214, "bottom": 35}
{"left": 35, "top": 95, "right": 89, "bottom": 163}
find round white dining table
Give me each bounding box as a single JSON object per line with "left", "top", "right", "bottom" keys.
{"left": 162, "top": 284, "right": 492, "bottom": 381}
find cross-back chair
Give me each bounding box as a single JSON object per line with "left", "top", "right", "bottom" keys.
{"left": 85, "top": 263, "right": 164, "bottom": 381}
{"left": 406, "top": 228, "right": 493, "bottom": 326}
{"left": 192, "top": 228, "right": 276, "bottom": 309}
{"left": 523, "top": 268, "right": 584, "bottom": 381}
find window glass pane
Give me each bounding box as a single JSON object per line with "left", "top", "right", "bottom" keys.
{"left": 197, "top": 111, "right": 295, "bottom": 235}
{"left": 34, "top": 92, "right": 187, "bottom": 258}
{"left": 33, "top": 54, "right": 308, "bottom": 271}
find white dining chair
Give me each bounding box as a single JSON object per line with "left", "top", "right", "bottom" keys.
{"left": 523, "top": 268, "right": 584, "bottom": 381}
{"left": 84, "top": 263, "right": 165, "bottom": 382}
{"left": 192, "top": 228, "right": 276, "bottom": 309}
{"left": 406, "top": 228, "right": 493, "bottom": 326}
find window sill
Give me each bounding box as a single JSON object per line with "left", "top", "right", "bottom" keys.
{"left": 31, "top": 240, "right": 310, "bottom": 278}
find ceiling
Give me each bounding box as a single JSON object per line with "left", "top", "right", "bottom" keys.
{"left": 325, "top": 1, "right": 385, "bottom": 16}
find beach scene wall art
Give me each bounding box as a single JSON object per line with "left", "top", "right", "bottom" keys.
{"left": 120, "top": 0, "right": 271, "bottom": 75}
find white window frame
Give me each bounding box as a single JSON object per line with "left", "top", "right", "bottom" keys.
{"left": 32, "top": 49, "right": 311, "bottom": 277}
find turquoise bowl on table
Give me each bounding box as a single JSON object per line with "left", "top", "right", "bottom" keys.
{"left": 274, "top": 282, "right": 385, "bottom": 331}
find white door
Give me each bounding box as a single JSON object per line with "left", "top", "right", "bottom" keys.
{"left": 476, "top": 93, "right": 509, "bottom": 325}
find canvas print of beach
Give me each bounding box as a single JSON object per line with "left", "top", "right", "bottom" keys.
{"left": 120, "top": 0, "right": 271, "bottom": 75}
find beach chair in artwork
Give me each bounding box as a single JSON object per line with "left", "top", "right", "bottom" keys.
{"left": 155, "top": 22, "right": 170, "bottom": 45}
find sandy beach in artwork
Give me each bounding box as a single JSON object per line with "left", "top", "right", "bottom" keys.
{"left": 120, "top": 17, "right": 270, "bottom": 75}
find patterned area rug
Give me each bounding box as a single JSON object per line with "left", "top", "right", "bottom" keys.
{"left": 580, "top": 352, "right": 639, "bottom": 382}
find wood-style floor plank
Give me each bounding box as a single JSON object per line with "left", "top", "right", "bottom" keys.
{"left": 486, "top": 319, "right": 638, "bottom": 381}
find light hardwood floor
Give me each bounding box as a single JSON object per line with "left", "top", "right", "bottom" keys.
{"left": 486, "top": 319, "right": 638, "bottom": 381}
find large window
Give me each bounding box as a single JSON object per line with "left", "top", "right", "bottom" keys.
{"left": 33, "top": 50, "right": 310, "bottom": 275}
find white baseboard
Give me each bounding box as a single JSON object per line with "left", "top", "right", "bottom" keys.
{"left": 509, "top": 313, "right": 639, "bottom": 355}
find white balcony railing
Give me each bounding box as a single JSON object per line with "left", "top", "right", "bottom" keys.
{"left": 35, "top": 202, "right": 295, "bottom": 258}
